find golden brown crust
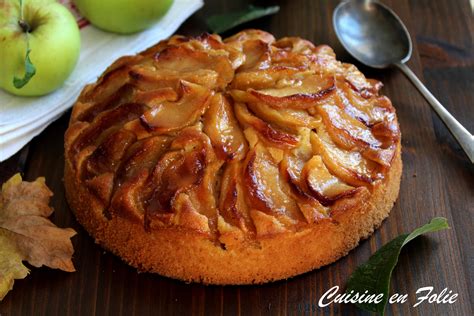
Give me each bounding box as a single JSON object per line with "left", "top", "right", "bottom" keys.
{"left": 64, "top": 30, "right": 402, "bottom": 284}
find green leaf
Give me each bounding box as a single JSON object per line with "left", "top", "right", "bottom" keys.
{"left": 206, "top": 5, "right": 280, "bottom": 34}
{"left": 346, "top": 217, "right": 449, "bottom": 315}
{"left": 13, "top": 47, "right": 36, "bottom": 89}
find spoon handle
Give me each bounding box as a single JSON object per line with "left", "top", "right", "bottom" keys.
{"left": 395, "top": 62, "right": 474, "bottom": 163}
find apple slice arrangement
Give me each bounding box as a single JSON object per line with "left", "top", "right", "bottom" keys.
{"left": 0, "top": 0, "right": 173, "bottom": 97}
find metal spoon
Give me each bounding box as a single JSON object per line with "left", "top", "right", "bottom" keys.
{"left": 333, "top": 0, "right": 474, "bottom": 163}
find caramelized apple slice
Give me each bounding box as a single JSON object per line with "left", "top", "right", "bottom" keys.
{"left": 122, "top": 120, "right": 152, "bottom": 140}
{"left": 302, "top": 156, "right": 358, "bottom": 206}
{"left": 218, "top": 161, "right": 253, "bottom": 232}
{"left": 187, "top": 33, "right": 245, "bottom": 69}
{"left": 243, "top": 143, "right": 304, "bottom": 223}
{"left": 140, "top": 81, "right": 212, "bottom": 134}
{"left": 119, "top": 88, "right": 179, "bottom": 139}
{"left": 144, "top": 129, "right": 222, "bottom": 231}
{"left": 231, "top": 75, "right": 335, "bottom": 110}
{"left": 82, "top": 55, "right": 142, "bottom": 103}
{"left": 117, "top": 88, "right": 181, "bottom": 139}
{"left": 242, "top": 127, "right": 287, "bottom": 164}
{"left": 342, "top": 63, "right": 382, "bottom": 98}
{"left": 85, "top": 173, "right": 114, "bottom": 206}
{"left": 266, "top": 43, "right": 340, "bottom": 75}
{"left": 279, "top": 128, "right": 313, "bottom": 190}
{"left": 252, "top": 74, "right": 334, "bottom": 103}
{"left": 246, "top": 98, "right": 321, "bottom": 131}
{"left": 319, "top": 103, "right": 396, "bottom": 167}
{"left": 274, "top": 37, "right": 317, "bottom": 54}
{"left": 281, "top": 160, "right": 305, "bottom": 190}
{"left": 134, "top": 87, "right": 178, "bottom": 106}
{"left": 310, "top": 126, "right": 382, "bottom": 187}
{"left": 110, "top": 169, "right": 148, "bottom": 222}
{"left": 139, "top": 37, "right": 175, "bottom": 58}
{"left": 203, "top": 94, "right": 248, "bottom": 161}
{"left": 153, "top": 45, "right": 234, "bottom": 89}
{"left": 84, "top": 129, "right": 137, "bottom": 179}
{"left": 234, "top": 102, "right": 299, "bottom": 148}
{"left": 254, "top": 78, "right": 332, "bottom": 98}
{"left": 268, "top": 49, "right": 315, "bottom": 70}
{"left": 144, "top": 33, "right": 244, "bottom": 72}
{"left": 265, "top": 37, "right": 324, "bottom": 71}
{"left": 318, "top": 104, "right": 382, "bottom": 150}
{"left": 116, "top": 136, "right": 171, "bottom": 185}
{"left": 169, "top": 126, "right": 216, "bottom": 154}
{"left": 363, "top": 144, "right": 397, "bottom": 167}
{"left": 70, "top": 103, "right": 146, "bottom": 159}
{"left": 333, "top": 86, "right": 372, "bottom": 125}
{"left": 182, "top": 159, "right": 223, "bottom": 233}
{"left": 371, "top": 113, "right": 400, "bottom": 144}
{"left": 280, "top": 151, "right": 331, "bottom": 222}
{"left": 179, "top": 33, "right": 221, "bottom": 49}
{"left": 279, "top": 129, "right": 329, "bottom": 221}
{"left": 130, "top": 65, "right": 220, "bottom": 91}
{"left": 145, "top": 151, "right": 190, "bottom": 214}
{"left": 75, "top": 83, "right": 136, "bottom": 123}
{"left": 144, "top": 128, "right": 216, "bottom": 215}
{"left": 336, "top": 79, "right": 397, "bottom": 128}
{"left": 224, "top": 29, "right": 275, "bottom": 47}
{"left": 231, "top": 67, "right": 302, "bottom": 91}
{"left": 237, "top": 39, "right": 272, "bottom": 71}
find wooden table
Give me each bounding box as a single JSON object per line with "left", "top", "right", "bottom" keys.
{"left": 1, "top": 0, "right": 473, "bottom": 315}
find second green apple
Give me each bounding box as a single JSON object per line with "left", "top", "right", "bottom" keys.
{"left": 73, "top": 0, "right": 174, "bottom": 34}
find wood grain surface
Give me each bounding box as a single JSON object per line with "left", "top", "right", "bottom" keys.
{"left": 1, "top": 0, "right": 473, "bottom": 315}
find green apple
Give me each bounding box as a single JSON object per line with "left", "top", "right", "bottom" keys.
{"left": 0, "top": 0, "right": 81, "bottom": 96}
{"left": 73, "top": 0, "right": 174, "bottom": 34}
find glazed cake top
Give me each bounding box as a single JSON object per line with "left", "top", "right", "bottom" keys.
{"left": 65, "top": 29, "right": 400, "bottom": 241}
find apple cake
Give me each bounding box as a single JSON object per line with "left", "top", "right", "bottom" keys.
{"left": 64, "top": 29, "right": 402, "bottom": 284}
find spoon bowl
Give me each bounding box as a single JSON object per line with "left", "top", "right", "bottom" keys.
{"left": 333, "top": 0, "right": 474, "bottom": 163}
{"left": 333, "top": 0, "right": 411, "bottom": 68}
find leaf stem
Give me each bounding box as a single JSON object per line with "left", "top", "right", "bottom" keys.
{"left": 13, "top": 0, "right": 36, "bottom": 89}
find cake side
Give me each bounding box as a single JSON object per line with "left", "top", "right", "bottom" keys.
{"left": 64, "top": 144, "right": 401, "bottom": 284}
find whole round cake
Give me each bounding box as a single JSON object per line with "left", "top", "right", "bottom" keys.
{"left": 64, "top": 29, "right": 402, "bottom": 284}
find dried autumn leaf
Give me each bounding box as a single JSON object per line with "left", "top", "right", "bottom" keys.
{"left": 0, "top": 174, "right": 76, "bottom": 301}
{"left": 0, "top": 233, "right": 28, "bottom": 301}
